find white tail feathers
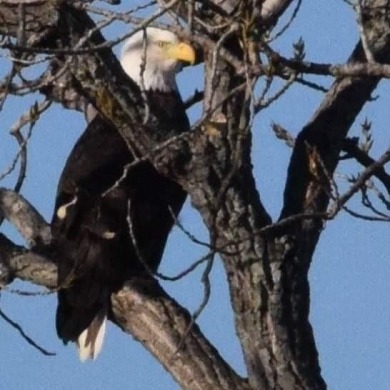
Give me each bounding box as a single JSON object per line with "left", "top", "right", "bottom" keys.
{"left": 77, "top": 308, "right": 107, "bottom": 362}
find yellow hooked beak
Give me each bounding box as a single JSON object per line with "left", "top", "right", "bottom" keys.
{"left": 165, "top": 42, "right": 196, "bottom": 65}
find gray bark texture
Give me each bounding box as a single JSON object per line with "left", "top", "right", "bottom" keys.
{"left": 1, "top": 0, "right": 390, "bottom": 389}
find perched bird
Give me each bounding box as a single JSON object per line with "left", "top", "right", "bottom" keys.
{"left": 52, "top": 28, "right": 195, "bottom": 361}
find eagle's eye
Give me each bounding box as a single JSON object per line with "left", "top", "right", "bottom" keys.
{"left": 157, "top": 41, "right": 167, "bottom": 48}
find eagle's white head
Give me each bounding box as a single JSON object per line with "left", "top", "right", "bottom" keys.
{"left": 120, "top": 28, "right": 195, "bottom": 93}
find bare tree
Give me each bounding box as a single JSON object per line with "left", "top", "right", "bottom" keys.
{"left": 1, "top": 1, "right": 390, "bottom": 389}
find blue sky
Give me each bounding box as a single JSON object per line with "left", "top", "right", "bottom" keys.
{"left": 1, "top": 1, "right": 390, "bottom": 389}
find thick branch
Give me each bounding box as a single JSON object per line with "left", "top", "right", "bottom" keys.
{"left": 0, "top": 0, "right": 58, "bottom": 37}
{"left": 281, "top": 0, "right": 390, "bottom": 224}
{"left": 0, "top": 234, "right": 57, "bottom": 287}
{"left": 112, "top": 281, "right": 249, "bottom": 390}
{"left": 0, "top": 188, "right": 51, "bottom": 247}
{"left": 272, "top": 2, "right": 390, "bottom": 389}
{"left": 260, "top": 0, "right": 295, "bottom": 24}
{"left": 0, "top": 191, "right": 245, "bottom": 390}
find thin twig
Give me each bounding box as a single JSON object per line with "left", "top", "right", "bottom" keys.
{"left": 205, "top": 23, "right": 240, "bottom": 111}
{"left": 168, "top": 207, "right": 212, "bottom": 249}
{"left": 361, "top": 185, "right": 389, "bottom": 218}
{"left": 11, "top": 99, "right": 52, "bottom": 193}
{"left": 175, "top": 252, "right": 215, "bottom": 354}
{"left": 126, "top": 199, "right": 215, "bottom": 282}
{"left": 342, "top": 204, "right": 390, "bottom": 221}
{"left": 183, "top": 89, "right": 204, "bottom": 109}
{"left": 255, "top": 71, "right": 297, "bottom": 112}
{"left": 268, "top": 0, "right": 302, "bottom": 41}
{"left": 0, "top": 306, "right": 56, "bottom": 356}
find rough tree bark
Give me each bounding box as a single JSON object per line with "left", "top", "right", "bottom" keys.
{"left": 1, "top": 1, "right": 390, "bottom": 389}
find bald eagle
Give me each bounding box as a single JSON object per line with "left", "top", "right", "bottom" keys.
{"left": 52, "top": 28, "right": 195, "bottom": 361}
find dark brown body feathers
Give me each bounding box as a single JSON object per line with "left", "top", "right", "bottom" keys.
{"left": 52, "top": 91, "right": 189, "bottom": 352}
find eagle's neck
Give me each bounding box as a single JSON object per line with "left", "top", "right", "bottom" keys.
{"left": 120, "top": 57, "right": 179, "bottom": 93}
